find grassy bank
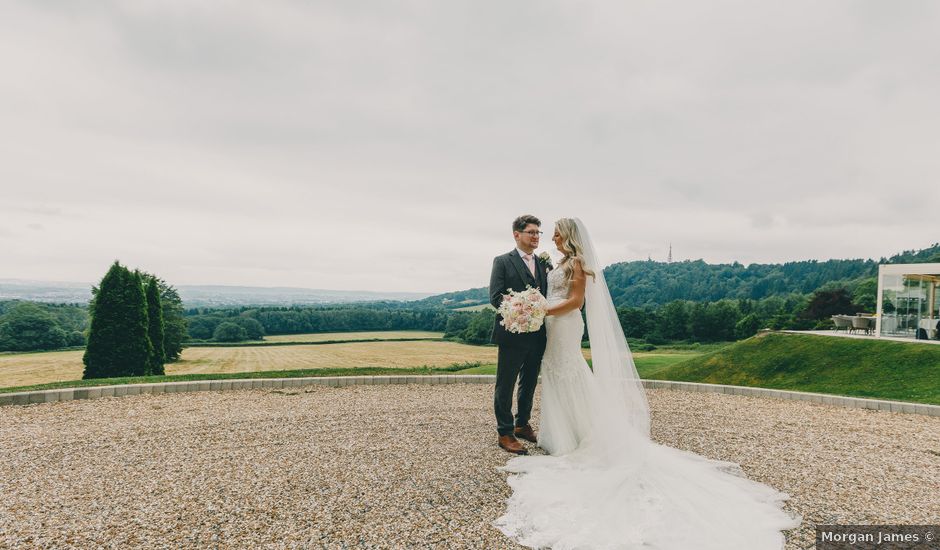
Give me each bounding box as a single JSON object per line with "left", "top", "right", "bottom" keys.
{"left": 653, "top": 332, "right": 940, "bottom": 405}
{"left": 452, "top": 350, "right": 701, "bottom": 378}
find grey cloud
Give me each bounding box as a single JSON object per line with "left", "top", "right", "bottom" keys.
{"left": 18, "top": 206, "right": 65, "bottom": 217}
{"left": 1, "top": 0, "right": 938, "bottom": 292}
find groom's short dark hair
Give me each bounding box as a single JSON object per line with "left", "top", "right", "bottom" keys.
{"left": 513, "top": 215, "right": 541, "bottom": 232}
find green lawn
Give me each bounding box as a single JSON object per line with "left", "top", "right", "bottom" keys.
{"left": 0, "top": 364, "right": 475, "bottom": 394}
{"left": 653, "top": 332, "right": 940, "bottom": 405}
{"left": 632, "top": 353, "right": 703, "bottom": 377}
{"left": 451, "top": 351, "right": 701, "bottom": 377}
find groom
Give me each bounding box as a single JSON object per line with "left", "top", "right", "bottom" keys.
{"left": 490, "top": 215, "right": 549, "bottom": 455}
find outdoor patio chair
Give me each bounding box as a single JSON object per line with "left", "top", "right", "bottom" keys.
{"left": 852, "top": 316, "right": 873, "bottom": 335}
{"left": 832, "top": 315, "right": 853, "bottom": 332}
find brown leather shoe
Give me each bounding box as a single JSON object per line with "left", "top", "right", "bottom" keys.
{"left": 514, "top": 424, "right": 537, "bottom": 444}
{"left": 498, "top": 435, "right": 528, "bottom": 455}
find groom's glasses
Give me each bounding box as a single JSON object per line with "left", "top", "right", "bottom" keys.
{"left": 519, "top": 230, "right": 543, "bottom": 236}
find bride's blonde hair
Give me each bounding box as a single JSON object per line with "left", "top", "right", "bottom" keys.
{"left": 555, "top": 218, "right": 596, "bottom": 283}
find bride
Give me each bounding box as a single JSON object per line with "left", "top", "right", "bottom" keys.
{"left": 494, "top": 218, "right": 800, "bottom": 549}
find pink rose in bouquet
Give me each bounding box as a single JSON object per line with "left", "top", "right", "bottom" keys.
{"left": 498, "top": 286, "right": 548, "bottom": 334}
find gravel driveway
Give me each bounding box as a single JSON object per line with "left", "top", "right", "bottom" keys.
{"left": 1, "top": 384, "right": 938, "bottom": 549}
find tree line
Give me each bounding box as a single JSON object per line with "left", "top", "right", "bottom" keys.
{"left": 0, "top": 298, "right": 454, "bottom": 349}
{"left": 0, "top": 301, "right": 87, "bottom": 351}
{"left": 0, "top": 275, "right": 887, "bottom": 350}
{"left": 3, "top": 243, "right": 934, "bottom": 351}
{"left": 443, "top": 284, "right": 878, "bottom": 347}
{"left": 420, "top": 243, "right": 940, "bottom": 309}
{"left": 184, "top": 306, "right": 451, "bottom": 342}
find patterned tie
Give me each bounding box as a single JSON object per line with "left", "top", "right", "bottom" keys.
{"left": 523, "top": 253, "right": 536, "bottom": 278}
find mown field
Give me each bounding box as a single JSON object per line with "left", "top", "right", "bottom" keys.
{"left": 262, "top": 331, "right": 444, "bottom": 343}
{"left": 0, "top": 340, "right": 498, "bottom": 389}
{"left": 3, "top": 331, "right": 706, "bottom": 391}
{"left": 0, "top": 352, "right": 699, "bottom": 391}
{"left": 0, "top": 350, "right": 86, "bottom": 391}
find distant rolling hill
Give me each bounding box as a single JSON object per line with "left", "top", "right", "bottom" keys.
{"left": 4, "top": 243, "right": 937, "bottom": 309}
{"left": 413, "top": 287, "right": 490, "bottom": 309}
{"left": 0, "top": 279, "right": 432, "bottom": 307}
{"left": 419, "top": 243, "right": 940, "bottom": 309}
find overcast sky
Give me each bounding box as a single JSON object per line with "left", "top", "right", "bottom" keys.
{"left": 1, "top": 1, "right": 938, "bottom": 293}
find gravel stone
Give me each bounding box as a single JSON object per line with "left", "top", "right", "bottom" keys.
{"left": 1, "top": 385, "right": 938, "bottom": 549}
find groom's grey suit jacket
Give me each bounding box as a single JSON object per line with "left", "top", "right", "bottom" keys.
{"left": 489, "top": 250, "right": 549, "bottom": 346}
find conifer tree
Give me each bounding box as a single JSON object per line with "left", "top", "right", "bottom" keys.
{"left": 82, "top": 262, "right": 153, "bottom": 379}
{"left": 127, "top": 270, "right": 154, "bottom": 376}
{"left": 82, "top": 262, "right": 123, "bottom": 379}
{"left": 136, "top": 272, "right": 186, "bottom": 362}
{"left": 145, "top": 277, "right": 166, "bottom": 375}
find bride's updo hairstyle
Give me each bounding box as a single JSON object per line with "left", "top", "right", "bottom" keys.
{"left": 555, "top": 218, "right": 596, "bottom": 283}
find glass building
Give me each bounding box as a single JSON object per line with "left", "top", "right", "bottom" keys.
{"left": 876, "top": 263, "right": 940, "bottom": 340}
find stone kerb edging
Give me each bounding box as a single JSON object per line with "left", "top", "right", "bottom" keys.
{"left": 1, "top": 376, "right": 938, "bottom": 417}
{"left": 640, "top": 380, "right": 940, "bottom": 416}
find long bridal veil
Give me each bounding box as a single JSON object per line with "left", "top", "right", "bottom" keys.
{"left": 494, "top": 218, "right": 800, "bottom": 550}
{"left": 576, "top": 217, "right": 650, "bottom": 453}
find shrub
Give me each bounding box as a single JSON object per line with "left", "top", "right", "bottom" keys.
{"left": 187, "top": 316, "right": 224, "bottom": 340}
{"left": 233, "top": 317, "right": 265, "bottom": 340}
{"left": 0, "top": 303, "right": 69, "bottom": 351}
{"left": 734, "top": 314, "right": 762, "bottom": 340}
{"left": 213, "top": 322, "right": 249, "bottom": 342}
{"left": 444, "top": 313, "right": 472, "bottom": 339}
{"left": 461, "top": 309, "right": 496, "bottom": 345}
{"left": 800, "top": 288, "right": 862, "bottom": 320}
{"left": 67, "top": 331, "right": 86, "bottom": 347}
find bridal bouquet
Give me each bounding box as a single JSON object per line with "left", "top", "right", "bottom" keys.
{"left": 498, "top": 286, "right": 549, "bottom": 334}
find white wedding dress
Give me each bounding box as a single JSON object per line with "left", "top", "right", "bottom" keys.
{"left": 494, "top": 220, "right": 800, "bottom": 550}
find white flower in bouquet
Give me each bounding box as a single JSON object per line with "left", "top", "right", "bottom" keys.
{"left": 498, "top": 286, "right": 549, "bottom": 334}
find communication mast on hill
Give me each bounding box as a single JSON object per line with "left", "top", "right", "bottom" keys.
{"left": 667, "top": 243, "right": 673, "bottom": 263}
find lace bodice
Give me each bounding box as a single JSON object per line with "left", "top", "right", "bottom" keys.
{"left": 541, "top": 263, "right": 585, "bottom": 387}
{"left": 546, "top": 266, "right": 570, "bottom": 305}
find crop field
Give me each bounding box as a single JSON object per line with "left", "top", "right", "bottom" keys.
{"left": 0, "top": 350, "right": 84, "bottom": 391}
{"left": 173, "top": 341, "right": 497, "bottom": 375}
{"left": 262, "top": 331, "right": 443, "bottom": 343}
{"left": 0, "top": 341, "right": 498, "bottom": 389}
{"left": 0, "top": 332, "right": 692, "bottom": 391}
